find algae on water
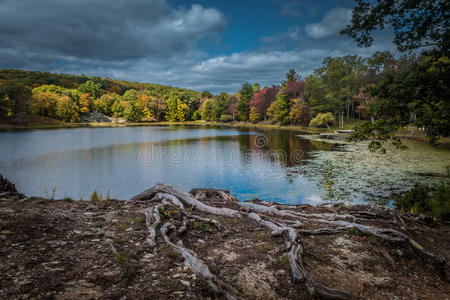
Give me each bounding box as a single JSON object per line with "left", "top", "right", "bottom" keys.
{"left": 291, "top": 136, "right": 450, "bottom": 205}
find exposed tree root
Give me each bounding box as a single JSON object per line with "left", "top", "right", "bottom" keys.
{"left": 130, "top": 183, "right": 448, "bottom": 298}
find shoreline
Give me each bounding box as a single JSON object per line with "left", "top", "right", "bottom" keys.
{"left": 0, "top": 178, "right": 449, "bottom": 299}
{"left": 2, "top": 119, "right": 450, "bottom": 146}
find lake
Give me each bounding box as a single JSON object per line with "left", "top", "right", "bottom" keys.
{"left": 0, "top": 126, "right": 448, "bottom": 205}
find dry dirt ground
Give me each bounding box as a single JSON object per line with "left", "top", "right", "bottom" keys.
{"left": 0, "top": 178, "right": 449, "bottom": 299}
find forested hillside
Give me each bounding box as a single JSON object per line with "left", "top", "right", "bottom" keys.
{"left": 0, "top": 48, "right": 448, "bottom": 148}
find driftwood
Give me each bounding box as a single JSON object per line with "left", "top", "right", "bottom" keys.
{"left": 128, "top": 183, "right": 448, "bottom": 298}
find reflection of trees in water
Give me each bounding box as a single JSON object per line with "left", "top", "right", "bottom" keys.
{"left": 237, "top": 129, "right": 338, "bottom": 167}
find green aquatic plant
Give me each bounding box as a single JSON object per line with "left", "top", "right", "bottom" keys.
{"left": 394, "top": 166, "right": 450, "bottom": 221}
{"left": 321, "top": 160, "right": 337, "bottom": 201}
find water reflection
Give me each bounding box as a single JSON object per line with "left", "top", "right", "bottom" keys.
{"left": 0, "top": 126, "right": 335, "bottom": 204}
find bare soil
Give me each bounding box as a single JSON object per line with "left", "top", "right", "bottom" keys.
{"left": 0, "top": 181, "right": 449, "bottom": 299}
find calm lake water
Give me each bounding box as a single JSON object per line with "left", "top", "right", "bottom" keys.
{"left": 0, "top": 126, "right": 448, "bottom": 205}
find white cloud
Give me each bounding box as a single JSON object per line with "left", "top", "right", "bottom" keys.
{"left": 305, "top": 8, "right": 352, "bottom": 39}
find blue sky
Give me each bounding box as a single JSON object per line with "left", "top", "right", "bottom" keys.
{"left": 0, "top": 0, "right": 395, "bottom": 93}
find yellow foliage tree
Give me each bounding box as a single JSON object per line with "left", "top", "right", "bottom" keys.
{"left": 79, "top": 93, "right": 91, "bottom": 113}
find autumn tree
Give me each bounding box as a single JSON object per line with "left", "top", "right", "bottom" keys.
{"left": 252, "top": 86, "right": 278, "bottom": 121}
{"left": 289, "top": 98, "right": 311, "bottom": 125}
{"left": 55, "top": 95, "right": 80, "bottom": 122}
{"left": 29, "top": 91, "right": 59, "bottom": 117}
{"left": 79, "top": 93, "right": 91, "bottom": 113}
{"left": 227, "top": 96, "right": 238, "bottom": 121}
{"left": 148, "top": 97, "right": 167, "bottom": 121}
{"left": 270, "top": 69, "right": 305, "bottom": 123}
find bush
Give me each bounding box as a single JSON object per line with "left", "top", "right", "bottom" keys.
{"left": 394, "top": 168, "right": 450, "bottom": 221}
{"left": 309, "top": 112, "right": 334, "bottom": 128}
{"left": 220, "top": 114, "right": 233, "bottom": 122}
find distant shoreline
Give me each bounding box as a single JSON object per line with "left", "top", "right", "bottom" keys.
{"left": 1, "top": 118, "right": 449, "bottom": 146}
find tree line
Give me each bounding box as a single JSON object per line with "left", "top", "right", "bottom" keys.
{"left": 0, "top": 0, "right": 448, "bottom": 148}
{"left": 0, "top": 51, "right": 414, "bottom": 128}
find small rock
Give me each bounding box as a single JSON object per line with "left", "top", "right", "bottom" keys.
{"left": 111, "top": 219, "right": 118, "bottom": 223}
{"left": 182, "top": 266, "right": 190, "bottom": 272}
{"left": 143, "top": 253, "right": 154, "bottom": 259}
{"left": 198, "top": 239, "right": 205, "bottom": 244}
{"left": 180, "top": 280, "right": 190, "bottom": 287}
{"left": 276, "top": 269, "right": 286, "bottom": 275}
{"left": 172, "top": 273, "right": 183, "bottom": 278}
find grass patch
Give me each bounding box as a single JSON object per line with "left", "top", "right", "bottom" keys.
{"left": 167, "top": 250, "right": 182, "bottom": 261}
{"left": 394, "top": 168, "right": 450, "bottom": 221}
{"left": 193, "top": 221, "right": 213, "bottom": 233}
{"left": 114, "top": 251, "right": 138, "bottom": 279}
{"left": 198, "top": 280, "right": 215, "bottom": 297}
{"left": 272, "top": 255, "right": 290, "bottom": 270}
{"left": 256, "top": 240, "right": 276, "bottom": 254}
{"left": 348, "top": 226, "right": 362, "bottom": 236}
{"left": 90, "top": 190, "right": 102, "bottom": 203}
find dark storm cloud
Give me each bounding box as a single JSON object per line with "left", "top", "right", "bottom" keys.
{"left": 0, "top": 0, "right": 226, "bottom": 61}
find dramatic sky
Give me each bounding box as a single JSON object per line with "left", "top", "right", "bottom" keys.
{"left": 0, "top": 0, "right": 396, "bottom": 93}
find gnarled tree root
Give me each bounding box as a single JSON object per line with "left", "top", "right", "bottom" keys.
{"left": 128, "top": 183, "right": 447, "bottom": 298}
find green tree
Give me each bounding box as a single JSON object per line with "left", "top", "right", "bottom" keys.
{"left": 77, "top": 80, "right": 104, "bottom": 99}
{"left": 270, "top": 93, "right": 290, "bottom": 123}
{"left": 249, "top": 107, "right": 262, "bottom": 122}
{"left": 237, "top": 83, "right": 253, "bottom": 121}
{"left": 32, "top": 84, "right": 65, "bottom": 95}
{"left": 213, "top": 92, "right": 230, "bottom": 119}
{"left": 309, "top": 112, "right": 335, "bottom": 129}
{"left": 166, "top": 98, "right": 185, "bottom": 122}
{"left": 0, "top": 81, "right": 30, "bottom": 117}
{"left": 0, "top": 95, "right": 13, "bottom": 117}
{"left": 201, "top": 99, "right": 216, "bottom": 121}
{"left": 343, "top": 0, "right": 450, "bottom": 149}
{"left": 342, "top": 0, "right": 449, "bottom": 53}
{"left": 111, "top": 99, "right": 124, "bottom": 117}
{"left": 285, "top": 69, "right": 300, "bottom": 82}
{"left": 350, "top": 55, "right": 450, "bottom": 150}
{"left": 97, "top": 93, "right": 120, "bottom": 116}
{"left": 123, "top": 101, "right": 144, "bottom": 122}
{"left": 122, "top": 89, "right": 139, "bottom": 103}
